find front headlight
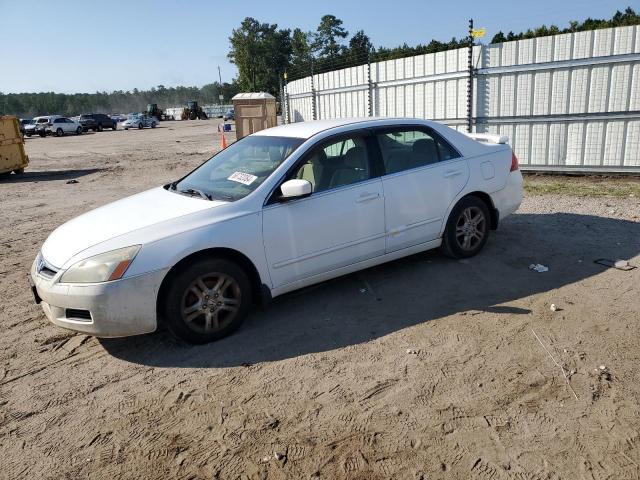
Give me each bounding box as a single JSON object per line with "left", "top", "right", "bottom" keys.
{"left": 59, "top": 245, "right": 141, "bottom": 284}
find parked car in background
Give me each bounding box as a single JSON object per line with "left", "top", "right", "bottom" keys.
{"left": 223, "top": 109, "right": 234, "bottom": 121}
{"left": 32, "top": 116, "right": 62, "bottom": 136}
{"left": 79, "top": 113, "right": 117, "bottom": 132}
{"left": 120, "top": 114, "right": 157, "bottom": 130}
{"left": 19, "top": 118, "right": 33, "bottom": 136}
{"left": 110, "top": 114, "right": 127, "bottom": 123}
{"left": 43, "top": 117, "right": 83, "bottom": 137}
{"left": 30, "top": 117, "right": 523, "bottom": 344}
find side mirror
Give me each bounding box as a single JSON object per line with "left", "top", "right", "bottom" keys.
{"left": 280, "top": 179, "right": 312, "bottom": 200}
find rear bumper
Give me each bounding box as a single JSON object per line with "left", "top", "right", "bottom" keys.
{"left": 491, "top": 170, "right": 523, "bottom": 221}
{"left": 30, "top": 260, "right": 168, "bottom": 337}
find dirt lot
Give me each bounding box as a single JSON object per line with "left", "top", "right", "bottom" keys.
{"left": 1, "top": 120, "right": 640, "bottom": 479}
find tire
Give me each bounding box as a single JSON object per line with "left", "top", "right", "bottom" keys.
{"left": 26, "top": 133, "right": 32, "bottom": 137}
{"left": 151, "top": 122, "right": 156, "bottom": 128}
{"left": 138, "top": 122, "right": 143, "bottom": 130}
{"left": 13, "top": 168, "right": 25, "bottom": 174}
{"left": 97, "top": 124, "right": 103, "bottom": 132}
{"left": 441, "top": 196, "right": 490, "bottom": 259}
{"left": 162, "top": 258, "right": 252, "bottom": 344}
{"left": 76, "top": 127, "right": 82, "bottom": 135}
{"left": 56, "top": 128, "right": 63, "bottom": 137}
{"left": 112, "top": 123, "right": 117, "bottom": 130}
{"left": 124, "top": 127, "right": 128, "bottom": 130}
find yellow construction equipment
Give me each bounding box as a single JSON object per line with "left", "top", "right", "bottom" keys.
{"left": 0, "top": 116, "right": 29, "bottom": 175}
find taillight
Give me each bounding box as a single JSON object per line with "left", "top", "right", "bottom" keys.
{"left": 510, "top": 152, "right": 519, "bottom": 172}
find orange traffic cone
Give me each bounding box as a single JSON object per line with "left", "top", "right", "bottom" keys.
{"left": 220, "top": 131, "right": 228, "bottom": 150}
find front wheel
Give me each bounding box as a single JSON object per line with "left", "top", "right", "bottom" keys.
{"left": 112, "top": 124, "right": 117, "bottom": 130}
{"left": 76, "top": 127, "right": 82, "bottom": 135}
{"left": 441, "top": 196, "right": 490, "bottom": 259}
{"left": 56, "top": 128, "right": 63, "bottom": 137}
{"left": 162, "top": 259, "right": 252, "bottom": 344}
{"left": 151, "top": 122, "right": 156, "bottom": 128}
{"left": 138, "top": 123, "right": 143, "bottom": 129}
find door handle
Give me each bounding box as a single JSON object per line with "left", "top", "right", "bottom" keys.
{"left": 443, "top": 170, "right": 463, "bottom": 178}
{"left": 355, "top": 192, "right": 380, "bottom": 203}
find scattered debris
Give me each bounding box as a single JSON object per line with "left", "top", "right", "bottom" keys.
{"left": 531, "top": 328, "right": 579, "bottom": 400}
{"left": 274, "top": 451, "right": 285, "bottom": 461}
{"left": 359, "top": 288, "right": 367, "bottom": 293}
{"left": 66, "top": 179, "right": 79, "bottom": 184}
{"left": 261, "top": 456, "right": 271, "bottom": 463}
{"left": 599, "top": 365, "right": 606, "bottom": 371}
{"left": 550, "top": 304, "right": 560, "bottom": 312}
{"left": 529, "top": 263, "right": 549, "bottom": 273}
{"left": 406, "top": 348, "right": 419, "bottom": 355}
{"left": 594, "top": 258, "right": 637, "bottom": 271}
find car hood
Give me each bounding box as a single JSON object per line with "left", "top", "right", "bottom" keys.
{"left": 41, "top": 187, "right": 227, "bottom": 268}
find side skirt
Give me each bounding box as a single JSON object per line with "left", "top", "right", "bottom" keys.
{"left": 270, "top": 238, "right": 442, "bottom": 298}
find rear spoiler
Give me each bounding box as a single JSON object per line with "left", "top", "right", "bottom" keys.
{"left": 465, "top": 133, "right": 509, "bottom": 145}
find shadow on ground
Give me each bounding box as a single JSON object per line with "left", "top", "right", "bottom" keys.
{"left": 0, "top": 168, "right": 103, "bottom": 183}
{"left": 100, "top": 212, "right": 640, "bottom": 368}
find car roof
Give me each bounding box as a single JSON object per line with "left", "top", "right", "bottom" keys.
{"left": 253, "top": 117, "right": 442, "bottom": 139}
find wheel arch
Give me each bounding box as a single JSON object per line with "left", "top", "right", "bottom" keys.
{"left": 461, "top": 191, "right": 499, "bottom": 230}
{"left": 156, "top": 247, "right": 267, "bottom": 323}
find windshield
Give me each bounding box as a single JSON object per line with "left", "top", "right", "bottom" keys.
{"left": 172, "top": 135, "right": 304, "bottom": 201}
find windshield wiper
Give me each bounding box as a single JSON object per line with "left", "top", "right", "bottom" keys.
{"left": 179, "top": 188, "right": 212, "bottom": 201}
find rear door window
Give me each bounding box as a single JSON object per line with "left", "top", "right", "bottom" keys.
{"left": 376, "top": 128, "right": 460, "bottom": 175}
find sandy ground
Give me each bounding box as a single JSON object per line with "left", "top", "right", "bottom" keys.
{"left": 1, "top": 120, "right": 640, "bottom": 480}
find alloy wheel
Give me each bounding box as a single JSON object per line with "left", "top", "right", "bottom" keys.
{"left": 455, "top": 206, "right": 486, "bottom": 251}
{"left": 180, "top": 272, "right": 241, "bottom": 334}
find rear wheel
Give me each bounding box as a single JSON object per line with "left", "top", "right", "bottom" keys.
{"left": 76, "top": 127, "right": 82, "bottom": 135}
{"left": 441, "top": 196, "right": 490, "bottom": 259}
{"left": 151, "top": 122, "right": 156, "bottom": 128}
{"left": 56, "top": 128, "right": 63, "bottom": 137}
{"left": 112, "top": 123, "right": 117, "bottom": 130}
{"left": 162, "top": 259, "right": 252, "bottom": 344}
{"left": 138, "top": 122, "right": 143, "bottom": 129}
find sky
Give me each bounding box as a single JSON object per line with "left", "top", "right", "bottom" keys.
{"left": 0, "top": 0, "right": 636, "bottom": 94}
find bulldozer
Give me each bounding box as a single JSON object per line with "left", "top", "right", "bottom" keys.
{"left": 181, "top": 101, "right": 208, "bottom": 120}
{"left": 146, "top": 104, "right": 174, "bottom": 121}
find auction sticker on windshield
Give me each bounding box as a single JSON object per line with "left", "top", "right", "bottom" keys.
{"left": 228, "top": 172, "right": 258, "bottom": 185}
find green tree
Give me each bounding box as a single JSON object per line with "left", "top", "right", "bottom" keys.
{"left": 313, "top": 14, "right": 348, "bottom": 60}
{"left": 289, "top": 28, "right": 313, "bottom": 78}
{"left": 227, "top": 17, "right": 291, "bottom": 96}
{"left": 347, "top": 30, "right": 373, "bottom": 65}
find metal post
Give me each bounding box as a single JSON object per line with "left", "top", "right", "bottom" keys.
{"left": 218, "top": 66, "right": 223, "bottom": 105}
{"left": 367, "top": 50, "right": 373, "bottom": 117}
{"left": 283, "top": 71, "right": 290, "bottom": 124}
{"left": 467, "top": 18, "right": 474, "bottom": 133}
{"left": 279, "top": 73, "right": 285, "bottom": 124}
{"left": 310, "top": 60, "right": 317, "bottom": 121}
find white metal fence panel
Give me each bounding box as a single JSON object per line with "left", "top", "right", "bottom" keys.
{"left": 285, "top": 25, "right": 640, "bottom": 172}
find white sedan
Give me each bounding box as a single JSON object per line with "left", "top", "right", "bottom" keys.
{"left": 120, "top": 114, "right": 157, "bottom": 130}
{"left": 30, "top": 118, "right": 522, "bottom": 343}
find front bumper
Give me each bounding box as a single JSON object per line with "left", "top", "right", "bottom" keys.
{"left": 30, "top": 260, "right": 168, "bottom": 337}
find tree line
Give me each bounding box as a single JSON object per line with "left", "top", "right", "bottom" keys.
{"left": 0, "top": 82, "right": 239, "bottom": 119}
{"left": 2, "top": 7, "right": 638, "bottom": 118}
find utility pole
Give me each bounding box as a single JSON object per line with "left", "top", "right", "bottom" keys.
{"left": 467, "top": 18, "right": 474, "bottom": 133}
